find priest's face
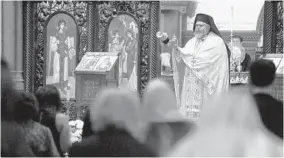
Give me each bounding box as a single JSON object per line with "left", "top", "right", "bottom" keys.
{"left": 194, "top": 21, "right": 210, "bottom": 40}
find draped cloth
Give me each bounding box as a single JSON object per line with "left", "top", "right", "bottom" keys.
{"left": 172, "top": 32, "right": 230, "bottom": 121}
{"left": 168, "top": 87, "right": 283, "bottom": 157}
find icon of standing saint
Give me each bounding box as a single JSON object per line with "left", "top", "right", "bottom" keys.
{"left": 46, "top": 13, "right": 77, "bottom": 98}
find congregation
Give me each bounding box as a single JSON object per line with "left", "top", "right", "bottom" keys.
{"left": 1, "top": 56, "right": 283, "bottom": 157}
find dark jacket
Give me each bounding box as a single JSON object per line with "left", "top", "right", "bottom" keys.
{"left": 82, "top": 110, "right": 93, "bottom": 139}
{"left": 241, "top": 53, "right": 251, "bottom": 71}
{"left": 254, "top": 93, "right": 283, "bottom": 139}
{"left": 69, "top": 125, "right": 156, "bottom": 157}
{"left": 145, "top": 121, "right": 194, "bottom": 155}
{"left": 39, "top": 111, "right": 63, "bottom": 157}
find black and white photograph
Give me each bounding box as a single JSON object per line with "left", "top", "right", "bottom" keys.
{"left": 1, "top": 0, "right": 283, "bottom": 157}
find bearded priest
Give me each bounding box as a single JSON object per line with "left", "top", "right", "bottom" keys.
{"left": 173, "top": 13, "right": 230, "bottom": 121}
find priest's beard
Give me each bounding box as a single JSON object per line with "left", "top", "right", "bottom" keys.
{"left": 194, "top": 27, "right": 210, "bottom": 40}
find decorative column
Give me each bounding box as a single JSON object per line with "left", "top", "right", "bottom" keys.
{"left": 93, "top": 2, "right": 100, "bottom": 52}
{"left": 86, "top": 2, "right": 95, "bottom": 52}
{"left": 14, "top": 1, "right": 24, "bottom": 90}
{"left": 149, "top": 1, "right": 159, "bottom": 79}
{"left": 276, "top": 1, "right": 283, "bottom": 53}
{"left": 263, "top": 1, "right": 277, "bottom": 55}
{"left": 23, "top": 1, "right": 36, "bottom": 92}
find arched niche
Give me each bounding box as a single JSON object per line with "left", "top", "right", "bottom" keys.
{"left": 107, "top": 13, "right": 140, "bottom": 91}
{"left": 44, "top": 12, "right": 79, "bottom": 99}
{"left": 97, "top": 1, "right": 159, "bottom": 95}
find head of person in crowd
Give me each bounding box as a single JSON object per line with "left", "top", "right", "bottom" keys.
{"left": 35, "top": 85, "right": 62, "bottom": 115}
{"left": 249, "top": 59, "right": 276, "bottom": 93}
{"left": 69, "top": 88, "right": 157, "bottom": 157}
{"left": 1, "top": 57, "right": 36, "bottom": 156}
{"left": 249, "top": 59, "right": 283, "bottom": 139}
{"left": 142, "top": 78, "right": 192, "bottom": 156}
{"left": 35, "top": 85, "right": 70, "bottom": 156}
{"left": 1, "top": 57, "right": 13, "bottom": 91}
{"left": 12, "top": 91, "right": 39, "bottom": 123}
{"left": 168, "top": 87, "right": 282, "bottom": 157}
{"left": 142, "top": 78, "right": 186, "bottom": 122}
{"left": 1, "top": 57, "right": 16, "bottom": 120}
{"left": 89, "top": 87, "right": 141, "bottom": 139}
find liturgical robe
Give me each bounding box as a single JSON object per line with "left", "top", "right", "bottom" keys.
{"left": 173, "top": 32, "right": 229, "bottom": 120}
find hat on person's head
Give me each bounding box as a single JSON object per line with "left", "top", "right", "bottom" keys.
{"left": 13, "top": 91, "right": 39, "bottom": 122}
{"left": 193, "top": 13, "right": 221, "bottom": 37}
{"left": 193, "top": 13, "right": 231, "bottom": 58}
{"left": 249, "top": 59, "right": 276, "bottom": 87}
{"left": 194, "top": 13, "right": 211, "bottom": 26}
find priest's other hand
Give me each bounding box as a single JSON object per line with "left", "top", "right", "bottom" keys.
{"left": 174, "top": 47, "right": 182, "bottom": 57}
{"left": 172, "top": 42, "right": 180, "bottom": 50}
{"left": 175, "top": 46, "right": 182, "bottom": 53}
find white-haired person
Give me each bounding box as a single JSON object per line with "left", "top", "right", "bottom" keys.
{"left": 69, "top": 88, "right": 156, "bottom": 157}
{"left": 142, "top": 79, "right": 195, "bottom": 156}
{"left": 168, "top": 87, "right": 283, "bottom": 157}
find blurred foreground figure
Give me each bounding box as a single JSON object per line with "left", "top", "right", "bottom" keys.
{"left": 35, "top": 85, "right": 71, "bottom": 156}
{"left": 168, "top": 88, "right": 283, "bottom": 157}
{"left": 1, "top": 57, "right": 35, "bottom": 156}
{"left": 249, "top": 59, "right": 283, "bottom": 139}
{"left": 12, "top": 91, "right": 60, "bottom": 157}
{"left": 69, "top": 88, "right": 156, "bottom": 157}
{"left": 142, "top": 79, "right": 194, "bottom": 156}
{"left": 1, "top": 57, "right": 15, "bottom": 120}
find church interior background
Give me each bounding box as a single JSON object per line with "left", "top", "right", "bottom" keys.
{"left": 1, "top": 0, "right": 283, "bottom": 121}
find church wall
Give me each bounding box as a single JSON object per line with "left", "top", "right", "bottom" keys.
{"left": 1, "top": 1, "right": 24, "bottom": 90}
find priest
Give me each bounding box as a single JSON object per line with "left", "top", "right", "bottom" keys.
{"left": 173, "top": 13, "right": 230, "bottom": 121}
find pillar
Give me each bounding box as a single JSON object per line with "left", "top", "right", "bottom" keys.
{"left": 263, "top": 1, "right": 277, "bottom": 55}
{"left": 1, "top": 1, "right": 24, "bottom": 90}
{"left": 86, "top": 2, "right": 95, "bottom": 52}
{"left": 14, "top": 1, "right": 24, "bottom": 90}
{"left": 149, "top": 1, "right": 159, "bottom": 79}
{"left": 23, "top": 1, "right": 36, "bottom": 92}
